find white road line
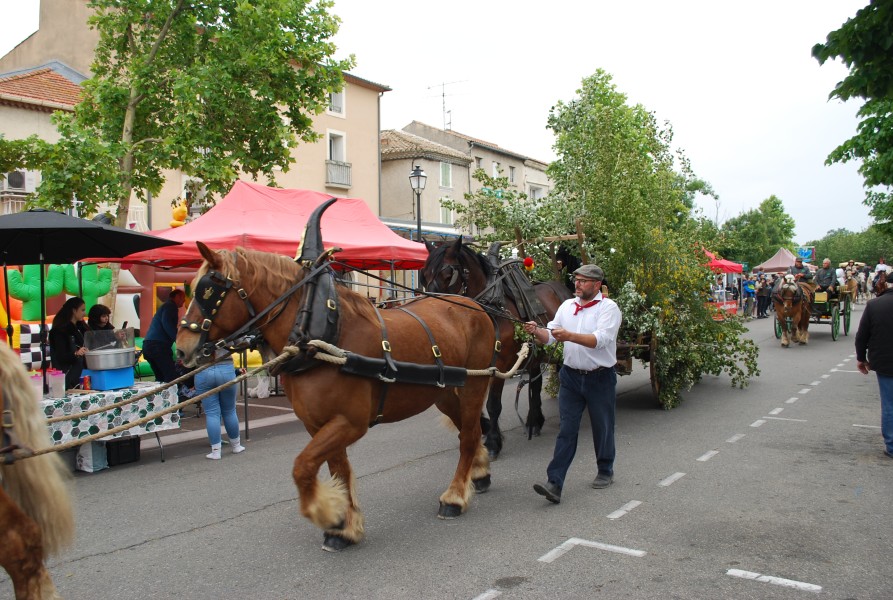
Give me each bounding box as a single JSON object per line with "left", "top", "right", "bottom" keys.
{"left": 853, "top": 424, "right": 881, "bottom": 429}
{"left": 836, "top": 363, "right": 845, "bottom": 367}
{"left": 726, "top": 434, "right": 745, "bottom": 443}
{"left": 837, "top": 369, "right": 861, "bottom": 373}
{"left": 764, "top": 416, "right": 808, "bottom": 422}
{"left": 810, "top": 380, "right": 821, "bottom": 386}
{"left": 843, "top": 358, "right": 851, "bottom": 362}
{"left": 606, "top": 500, "right": 642, "bottom": 520}
{"left": 785, "top": 397, "right": 798, "bottom": 404}
{"left": 821, "top": 374, "right": 830, "bottom": 379}
{"left": 538, "top": 537, "right": 646, "bottom": 562}
{"left": 696, "top": 450, "right": 719, "bottom": 462}
{"left": 799, "top": 388, "right": 811, "bottom": 394}
{"left": 769, "top": 408, "right": 783, "bottom": 415}
{"left": 658, "top": 472, "right": 686, "bottom": 487}
{"left": 471, "top": 589, "right": 501, "bottom": 600}
{"left": 726, "top": 568, "right": 821, "bottom": 592}
{"left": 750, "top": 420, "right": 766, "bottom": 428}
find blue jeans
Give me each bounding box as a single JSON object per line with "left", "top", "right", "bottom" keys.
{"left": 877, "top": 374, "right": 893, "bottom": 453}
{"left": 195, "top": 361, "right": 239, "bottom": 446}
{"left": 546, "top": 366, "right": 617, "bottom": 489}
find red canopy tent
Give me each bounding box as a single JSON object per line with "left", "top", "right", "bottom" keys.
{"left": 704, "top": 250, "right": 743, "bottom": 273}
{"left": 103, "top": 182, "right": 429, "bottom": 269}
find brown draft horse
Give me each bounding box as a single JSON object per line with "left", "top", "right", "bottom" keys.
{"left": 773, "top": 274, "right": 812, "bottom": 347}
{"left": 420, "top": 238, "right": 571, "bottom": 459}
{"left": 0, "top": 343, "right": 74, "bottom": 599}
{"left": 176, "top": 241, "right": 497, "bottom": 552}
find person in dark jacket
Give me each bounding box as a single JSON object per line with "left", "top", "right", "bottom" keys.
{"left": 855, "top": 283, "right": 893, "bottom": 459}
{"left": 49, "top": 297, "right": 89, "bottom": 390}
{"left": 142, "top": 289, "right": 186, "bottom": 383}
{"left": 87, "top": 304, "right": 115, "bottom": 331}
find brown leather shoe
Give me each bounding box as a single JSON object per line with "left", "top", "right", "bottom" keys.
{"left": 533, "top": 482, "right": 561, "bottom": 504}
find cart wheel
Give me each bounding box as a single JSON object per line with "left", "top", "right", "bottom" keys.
{"left": 649, "top": 335, "right": 663, "bottom": 406}
{"left": 843, "top": 295, "right": 851, "bottom": 335}
{"left": 831, "top": 305, "right": 840, "bottom": 341}
{"left": 774, "top": 315, "right": 782, "bottom": 339}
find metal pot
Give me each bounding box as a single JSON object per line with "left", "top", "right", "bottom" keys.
{"left": 85, "top": 347, "right": 136, "bottom": 371}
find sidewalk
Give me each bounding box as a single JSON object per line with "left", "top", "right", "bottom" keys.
{"left": 140, "top": 378, "right": 300, "bottom": 450}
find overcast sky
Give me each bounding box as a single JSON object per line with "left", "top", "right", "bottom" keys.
{"left": 1, "top": 0, "right": 872, "bottom": 244}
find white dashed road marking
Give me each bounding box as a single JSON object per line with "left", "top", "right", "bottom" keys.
{"left": 821, "top": 374, "right": 830, "bottom": 379}
{"left": 538, "top": 537, "right": 646, "bottom": 563}
{"left": 799, "top": 388, "right": 811, "bottom": 394}
{"left": 769, "top": 408, "right": 783, "bottom": 415}
{"left": 765, "top": 417, "right": 807, "bottom": 422}
{"left": 658, "top": 472, "right": 686, "bottom": 487}
{"left": 471, "top": 590, "right": 501, "bottom": 600}
{"left": 751, "top": 420, "right": 766, "bottom": 428}
{"left": 726, "top": 434, "right": 745, "bottom": 443}
{"left": 853, "top": 424, "right": 881, "bottom": 429}
{"left": 606, "top": 500, "right": 642, "bottom": 520}
{"left": 726, "top": 569, "right": 821, "bottom": 592}
{"left": 785, "top": 397, "right": 798, "bottom": 404}
{"left": 696, "top": 450, "right": 719, "bottom": 462}
{"left": 810, "top": 380, "right": 821, "bottom": 386}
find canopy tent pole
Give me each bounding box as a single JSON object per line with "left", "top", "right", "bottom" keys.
{"left": 39, "top": 250, "right": 48, "bottom": 395}
{"left": 3, "top": 262, "right": 12, "bottom": 349}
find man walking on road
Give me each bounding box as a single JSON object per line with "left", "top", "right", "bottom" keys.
{"left": 524, "top": 264, "right": 622, "bottom": 504}
{"left": 855, "top": 282, "right": 893, "bottom": 459}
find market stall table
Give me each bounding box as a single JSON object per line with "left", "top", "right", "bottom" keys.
{"left": 41, "top": 382, "right": 180, "bottom": 469}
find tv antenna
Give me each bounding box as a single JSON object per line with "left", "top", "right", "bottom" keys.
{"left": 427, "top": 80, "right": 466, "bottom": 130}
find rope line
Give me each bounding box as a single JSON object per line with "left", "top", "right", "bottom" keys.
{"left": 16, "top": 339, "right": 527, "bottom": 461}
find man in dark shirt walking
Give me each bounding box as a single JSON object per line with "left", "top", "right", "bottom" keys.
{"left": 855, "top": 282, "right": 893, "bottom": 459}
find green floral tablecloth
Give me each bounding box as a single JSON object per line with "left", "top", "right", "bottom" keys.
{"left": 41, "top": 383, "right": 180, "bottom": 444}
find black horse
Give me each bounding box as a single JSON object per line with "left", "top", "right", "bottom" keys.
{"left": 420, "top": 238, "right": 571, "bottom": 459}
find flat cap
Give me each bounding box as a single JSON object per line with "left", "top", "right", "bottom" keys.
{"left": 573, "top": 264, "right": 605, "bottom": 281}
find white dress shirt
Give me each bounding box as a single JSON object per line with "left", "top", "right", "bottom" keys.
{"left": 546, "top": 292, "right": 622, "bottom": 370}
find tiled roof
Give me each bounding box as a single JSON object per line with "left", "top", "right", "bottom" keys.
{"left": 0, "top": 68, "right": 82, "bottom": 111}
{"left": 381, "top": 129, "right": 471, "bottom": 163}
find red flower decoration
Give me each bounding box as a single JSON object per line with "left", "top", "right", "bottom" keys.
{"left": 523, "top": 257, "right": 534, "bottom": 267}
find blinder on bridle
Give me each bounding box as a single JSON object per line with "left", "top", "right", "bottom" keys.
{"left": 427, "top": 261, "right": 469, "bottom": 295}
{"left": 180, "top": 269, "right": 257, "bottom": 359}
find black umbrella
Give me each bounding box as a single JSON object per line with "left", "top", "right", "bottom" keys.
{"left": 0, "top": 209, "right": 181, "bottom": 394}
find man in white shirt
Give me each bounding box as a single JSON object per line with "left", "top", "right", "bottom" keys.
{"left": 524, "top": 264, "right": 622, "bottom": 504}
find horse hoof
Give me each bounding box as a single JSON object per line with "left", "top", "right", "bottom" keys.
{"left": 473, "top": 475, "right": 491, "bottom": 494}
{"left": 322, "top": 533, "right": 354, "bottom": 552}
{"left": 438, "top": 502, "right": 463, "bottom": 519}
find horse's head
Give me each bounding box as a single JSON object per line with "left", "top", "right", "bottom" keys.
{"left": 176, "top": 242, "right": 252, "bottom": 367}
{"left": 420, "top": 237, "right": 489, "bottom": 295}
{"left": 875, "top": 270, "right": 889, "bottom": 296}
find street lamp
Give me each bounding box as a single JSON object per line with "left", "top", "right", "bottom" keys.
{"left": 409, "top": 165, "right": 427, "bottom": 242}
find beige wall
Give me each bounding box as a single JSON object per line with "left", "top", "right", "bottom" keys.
{"left": 0, "top": 105, "right": 63, "bottom": 142}
{"left": 381, "top": 156, "right": 471, "bottom": 231}
{"left": 0, "top": 0, "right": 96, "bottom": 75}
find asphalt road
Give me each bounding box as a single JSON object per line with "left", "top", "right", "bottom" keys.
{"left": 5, "top": 302, "right": 892, "bottom": 599}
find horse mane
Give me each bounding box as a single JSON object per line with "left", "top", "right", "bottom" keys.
{"left": 202, "top": 246, "right": 377, "bottom": 325}
{"left": 0, "top": 343, "right": 74, "bottom": 556}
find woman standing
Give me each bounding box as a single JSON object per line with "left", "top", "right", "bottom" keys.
{"left": 49, "top": 297, "right": 89, "bottom": 390}
{"left": 195, "top": 354, "right": 245, "bottom": 459}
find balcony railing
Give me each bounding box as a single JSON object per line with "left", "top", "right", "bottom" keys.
{"left": 1, "top": 196, "right": 28, "bottom": 215}
{"left": 325, "top": 160, "right": 352, "bottom": 189}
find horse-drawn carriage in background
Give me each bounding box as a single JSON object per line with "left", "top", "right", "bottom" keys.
{"left": 774, "top": 284, "right": 850, "bottom": 342}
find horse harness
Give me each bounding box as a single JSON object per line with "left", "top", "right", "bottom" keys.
{"left": 184, "top": 250, "right": 502, "bottom": 427}
{"left": 0, "top": 385, "right": 29, "bottom": 465}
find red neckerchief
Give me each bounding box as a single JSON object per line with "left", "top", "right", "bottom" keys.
{"left": 573, "top": 298, "right": 600, "bottom": 315}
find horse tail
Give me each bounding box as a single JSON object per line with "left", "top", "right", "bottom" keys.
{"left": 0, "top": 344, "right": 75, "bottom": 557}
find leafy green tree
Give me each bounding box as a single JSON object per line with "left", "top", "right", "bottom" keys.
{"left": 718, "top": 195, "right": 796, "bottom": 267}
{"left": 16, "top": 0, "right": 353, "bottom": 226}
{"left": 809, "top": 226, "right": 893, "bottom": 265}
{"left": 813, "top": 1, "right": 893, "bottom": 232}
{"left": 453, "top": 70, "right": 759, "bottom": 407}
